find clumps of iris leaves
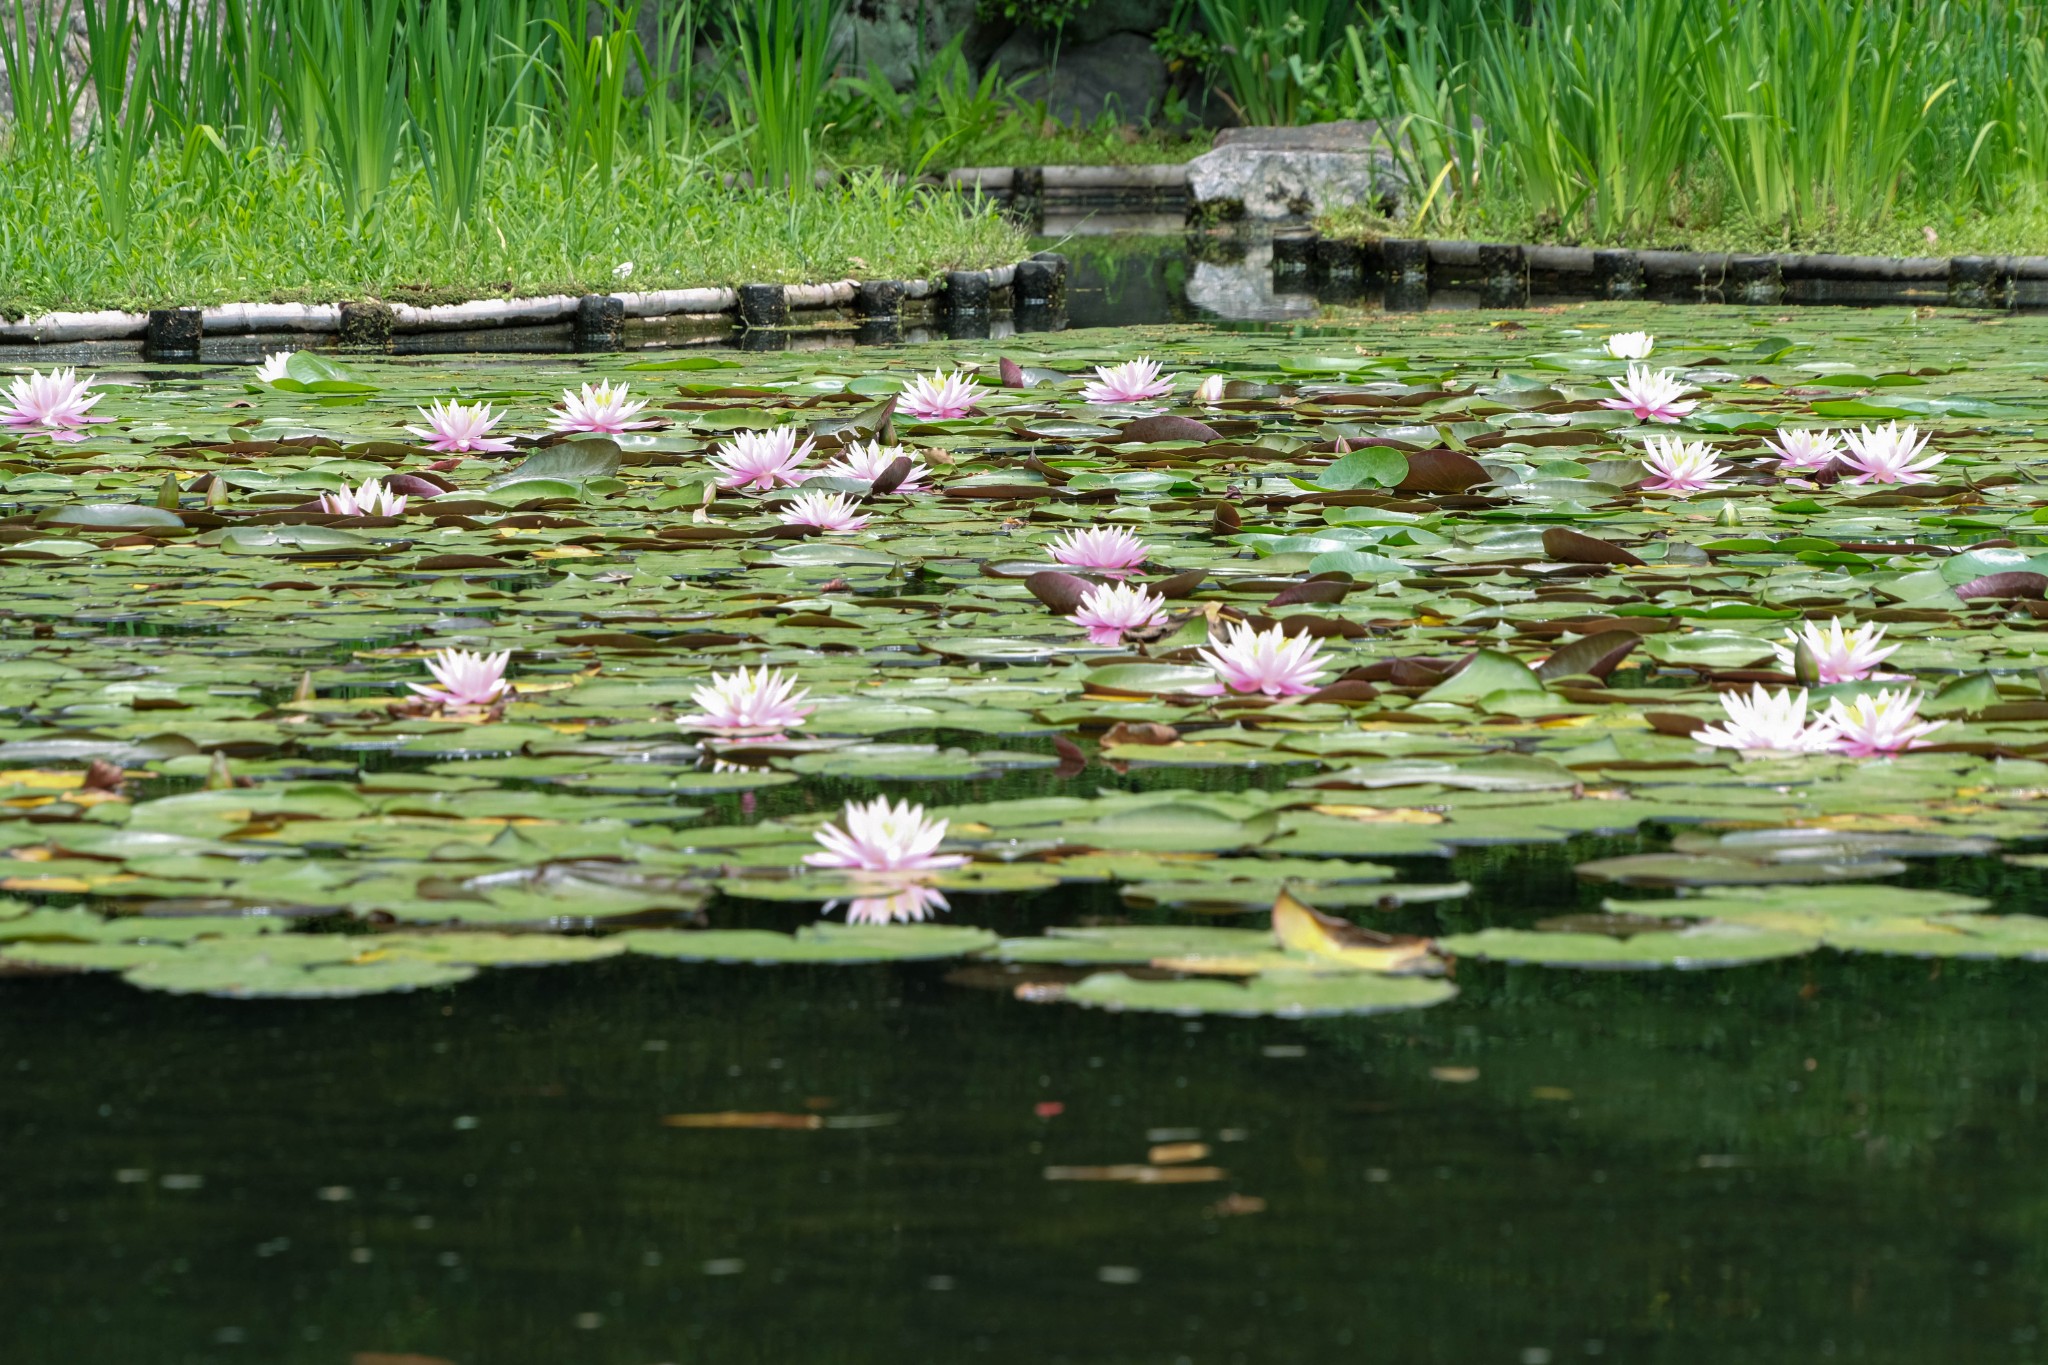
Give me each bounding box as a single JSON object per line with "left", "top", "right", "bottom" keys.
{"left": 3, "top": 309, "right": 2048, "bottom": 1012}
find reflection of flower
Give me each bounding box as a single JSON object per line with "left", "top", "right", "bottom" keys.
{"left": 409, "top": 648, "right": 510, "bottom": 706}
{"left": 1840, "top": 421, "right": 1943, "bottom": 485}
{"left": 821, "top": 439, "right": 928, "bottom": 493}
{"left": 254, "top": 352, "right": 293, "bottom": 385}
{"left": 1047, "top": 525, "right": 1148, "bottom": 574}
{"left": 841, "top": 882, "right": 953, "bottom": 925}
{"left": 1600, "top": 364, "right": 1696, "bottom": 424}
{"left": 2, "top": 366, "right": 105, "bottom": 440}
{"left": 408, "top": 398, "right": 514, "bottom": 453}
{"left": 1773, "top": 618, "right": 1898, "bottom": 683}
{"left": 1823, "top": 689, "right": 1944, "bottom": 757}
{"left": 1193, "top": 373, "right": 1227, "bottom": 404}
{"left": 548, "top": 379, "right": 656, "bottom": 433}
{"left": 1638, "top": 434, "right": 1731, "bottom": 493}
{"left": 1763, "top": 426, "right": 1840, "bottom": 473}
{"left": 804, "top": 797, "right": 967, "bottom": 873}
{"left": 1197, "top": 620, "right": 1329, "bottom": 697}
{"left": 780, "top": 489, "right": 870, "bottom": 532}
{"left": 896, "top": 369, "right": 981, "bottom": 420}
{"left": 711, "top": 427, "right": 813, "bottom": 491}
{"left": 1070, "top": 581, "right": 1168, "bottom": 646}
{"left": 1695, "top": 685, "right": 1835, "bottom": 753}
{"left": 320, "top": 477, "right": 407, "bottom": 517}
{"left": 1603, "top": 331, "right": 1654, "bottom": 360}
{"left": 678, "top": 665, "right": 813, "bottom": 735}
{"left": 1081, "top": 357, "right": 1175, "bottom": 404}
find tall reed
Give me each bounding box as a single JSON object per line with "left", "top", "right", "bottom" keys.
{"left": 727, "top": 0, "right": 844, "bottom": 196}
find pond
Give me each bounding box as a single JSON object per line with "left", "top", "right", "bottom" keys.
{"left": 4, "top": 301, "right": 2048, "bottom": 1361}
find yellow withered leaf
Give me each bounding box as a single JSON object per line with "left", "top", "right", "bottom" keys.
{"left": 1271, "top": 887, "right": 1439, "bottom": 975}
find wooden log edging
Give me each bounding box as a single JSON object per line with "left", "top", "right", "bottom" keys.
{"left": 1276, "top": 231, "right": 2048, "bottom": 308}
{"left": 0, "top": 259, "right": 1045, "bottom": 347}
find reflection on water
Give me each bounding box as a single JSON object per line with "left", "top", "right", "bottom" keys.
{"left": 6, "top": 840, "right": 2048, "bottom": 1363}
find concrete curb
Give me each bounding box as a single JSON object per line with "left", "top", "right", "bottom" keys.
{"left": 0, "top": 259, "right": 1050, "bottom": 348}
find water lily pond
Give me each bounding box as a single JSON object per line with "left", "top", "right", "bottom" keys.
{"left": 8, "top": 304, "right": 2048, "bottom": 1358}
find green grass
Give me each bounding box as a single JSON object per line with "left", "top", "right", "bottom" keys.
{"left": 0, "top": 151, "right": 1026, "bottom": 316}
{"left": 1316, "top": 184, "right": 2048, "bottom": 258}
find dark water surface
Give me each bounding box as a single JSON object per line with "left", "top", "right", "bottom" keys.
{"left": 6, "top": 844, "right": 2047, "bottom": 1365}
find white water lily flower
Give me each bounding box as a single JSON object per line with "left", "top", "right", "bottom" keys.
{"left": 1823, "top": 689, "right": 1944, "bottom": 757}
{"left": 254, "top": 351, "right": 294, "bottom": 385}
{"left": 408, "top": 648, "right": 510, "bottom": 707}
{"left": 1638, "top": 434, "right": 1732, "bottom": 494}
{"left": 319, "top": 477, "right": 407, "bottom": 518}
{"left": 1603, "top": 331, "right": 1654, "bottom": 360}
{"left": 1763, "top": 426, "right": 1841, "bottom": 474}
{"left": 1772, "top": 618, "right": 1899, "bottom": 684}
{"left": 678, "top": 664, "right": 813, "bottom": 735}
{"left": 1695, "top": 685, "right": 1837, "bottom": 754}
{"left": 804, "top": 797, "right": 968, "bottom": 874}
{"left": 1600, "top": 364, "right": 1697, "bottom": 424}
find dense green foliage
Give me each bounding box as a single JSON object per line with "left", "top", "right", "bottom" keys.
{"left": 0, "top": 0, "right": 1023, "bottom": 312}
{"left": 1190, "top": 0, "right": 2048, "bottom": 249}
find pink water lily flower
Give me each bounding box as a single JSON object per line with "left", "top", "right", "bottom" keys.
{"left": 408, "top": 398, "right": 514, "bottom": 453}
{"left": 1823, "top": 689, "right": 1944, "bottom": 757}
{"left": 1638, "top": 434, "right": 1732, "bottom": 494}
{"left": 548, "top": 379, "right": 658, "bottom": 434}
{"left": 1193, "top": 374, "right": 1227, "bottom": 405}
{"left": 1840, "top": 421, "right": 1944, "bottom": 485}
{"left": 1600, "top": 364, "right": 1697, "bottom": 424}
{"left": 780, "top": 489, "right": 870, "bottom": 532}
{"left": 1047, "top": 525, "right": 1149, "bottom": 574}
{"left": 1070, "top": 581, "right": 1168, "bottom": 646}
{"left": 3, "top": 366, "right": 106, "bottom": 441}
{"left": 409, "top": 647, "right": 510, "bottom": 707}
{"left": 711, "top": 427, "right": 814, "bottom": 491}
{"left": 1772, "top": 618, "right": 1899, "bottom": 683}
{"left": 804, "top": 796, "right": 969, "bottom": 874}
{"left": 1696, "top": 685, "right": 1837, "bottom": 754}
{"left": 840, "top": 882, "right": 954, "bottom": 926}
{"left": 320, "top": 477, "right": 407, "bottom": 517}
{"left": 1197, "top": 620, "right": 1329, "bottom": 697}
{"left": 678, "top": 664, "right": 813, "bottom": 736}
{"left": 1763, "top": 426, "right": 1841, "bottom": 473}
{"left": 1081, "top": 357, "right": 1175, "bottom": 404}
{"left": 821, "top": 439, "right": 929, "bottom": 493}
{"left": 896, "top": 368, "right": 981, "bottom": 420}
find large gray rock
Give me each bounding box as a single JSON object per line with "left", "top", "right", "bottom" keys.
{"left": 1189, "top": 121, "right": 1406, "bottom": 220}
{"left": 1012, "top": 32, "right": 1168, "bottom": 124}
{"left": 1065, "top": 0, "right": 1177, "bottom": 45}
{"left": 837, "top": 0, "right": 981, "bottom": 86}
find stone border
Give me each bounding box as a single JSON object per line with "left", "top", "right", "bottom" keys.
{"left": 943, "top": 164, "right": 1190, "bottom": 214}
{"left": 1271, "top": 232, "right": 2048, "bottom": 308}
{"left": 0, "top": 256, "right": 1064, "bottom": 352}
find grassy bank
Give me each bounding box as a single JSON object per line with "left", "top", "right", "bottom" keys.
{"left": 0, "top": 152, "right": 1025, "bottom": 316}
{"left": 1315, "top": 194, "right": 2048, "bottom": 260}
